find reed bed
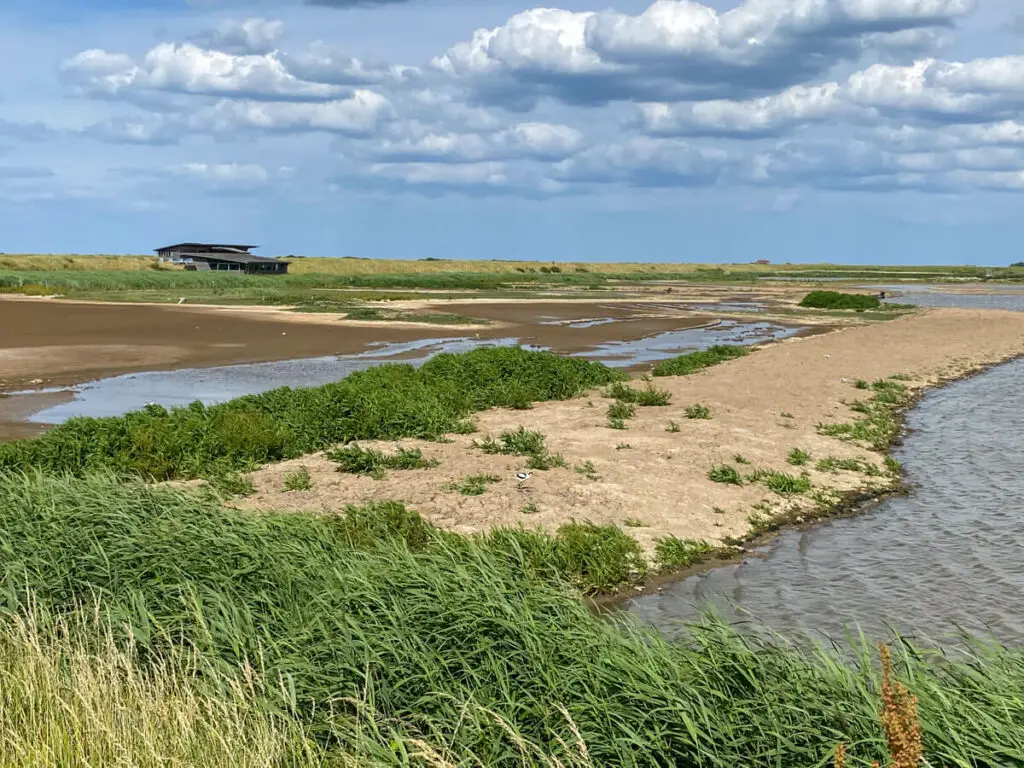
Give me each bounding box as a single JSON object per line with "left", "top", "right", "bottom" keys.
{"left": 2, "top": 471, "right": 1022, "bottom": 767}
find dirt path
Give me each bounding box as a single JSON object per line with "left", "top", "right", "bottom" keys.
{"left": 240, "top": 308, "right": 1024, "bottom": 551}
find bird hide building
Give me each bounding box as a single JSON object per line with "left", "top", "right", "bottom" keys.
{"left": 154, "top": 243, "right": 289, "bottom": 275}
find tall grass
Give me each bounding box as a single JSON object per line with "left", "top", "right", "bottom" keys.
{"left": 2, "top": 472, "right": 1022, "bottom": 766}
{"left": 0, "top": 347, "right": 623, "bottom": 480}
{"left": 652, "top": 345, "right": 750, "bottom": 377}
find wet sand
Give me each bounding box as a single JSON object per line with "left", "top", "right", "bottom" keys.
{"left": 240, "top": 308, "right": 1024, "bottom": 556}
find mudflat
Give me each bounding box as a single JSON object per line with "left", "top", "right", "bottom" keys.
{"left": 0, "top": 297, "right": 744, "bottom": 392}
{"left": 241, "top": 308, "right": 1024, "bottom": 554}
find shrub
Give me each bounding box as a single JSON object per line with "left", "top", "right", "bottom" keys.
{"left": 799, "top": 291, "right": 881, "bottom": 310}
{"left": 606, "top": 401, "right": 636, "bottom": 421}
{"left": 652, "top": 345, "right": 749, "bottom": 377}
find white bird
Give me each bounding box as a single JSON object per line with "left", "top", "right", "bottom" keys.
{"left": 514, "top": 471, "right": 533, "bottom": 486}
{"left": 177, "top": 297, "right": 187, "bottom": 305}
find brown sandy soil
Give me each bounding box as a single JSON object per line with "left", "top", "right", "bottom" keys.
{"left": 239, "top": 308, "right": 1024, "bottom": 552}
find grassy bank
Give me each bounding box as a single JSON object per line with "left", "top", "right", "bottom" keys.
{"left": 0, "top": 347, "right": 624, "bottom": 480}
{"left": 2, "top": 471, "right": 1023, "bottom": 767}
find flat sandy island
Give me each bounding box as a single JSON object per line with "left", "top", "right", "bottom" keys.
{"left": 240, "top": 308, "right": 1024, "bottom": 552}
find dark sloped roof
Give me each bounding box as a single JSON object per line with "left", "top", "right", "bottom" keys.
{"left": 182, "top": 252, "right": 285, "bottom": 265}
{"left": 155, "top": 243, "right": 258, "bottom": 252}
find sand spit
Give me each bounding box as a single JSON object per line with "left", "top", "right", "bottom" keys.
{"left": 240, "top": 308, "right": 1024, "bottom": 551}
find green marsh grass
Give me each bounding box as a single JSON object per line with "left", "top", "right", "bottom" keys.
{"left": 748, "top": 469, "right": 812, "bottom": 495}
{"left": 282, "top": 466, "right": 312, "bottom": 492}
{"left": 475, "top": 427, "right": 567, "bottom": 470}
{"left": 327, "top": 445, "right": 439, "bottom": 478}
{"left": 654, "top": 537, "right": 715, "bottom": 570}
{"left": 2, "top": 472, "right": 1024, "bottom": 766}
{"left": 448, "top": 474, "right": 500, "bottom": 496}
{"left": 816, "top": 457, "right": 883, "bottom": 477}
{"left": 708, "top": 465, "right": 743, "bottom": 485}
{"left": 606, "top": 401, "right": 636, "bottom": 421}
{"left": 685, "top": 404, "right": 712, "bottom": 420}
{"left": 603, "top": 382, "right": 672, "bottom": 406}
{"left": 0, "top": 346, "right": 623, "bottom": 480}
{"left": 787, "top": 448, "right": 811, "bottom": 466}
{"left": 651, "top": 345, "right": 749, "bottom": 377}
{"left": 819, "top": 379, "right": 913, "bottom": 451}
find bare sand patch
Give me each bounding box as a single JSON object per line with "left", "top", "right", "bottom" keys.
{"left": 240, "top": 308, "right": 1024, "bottom": 551}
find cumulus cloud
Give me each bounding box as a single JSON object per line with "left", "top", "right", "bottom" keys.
{"left": 61, "top": 43, "right": 347, "bottom": 101}
{"left": 283, "top": 43, "right": 420, "bottom": 86}
{"left": 84, "top": 89, "right": 392, "bottom": 145}
{"left": 190, "top": 18, "right": 286, "bottom": 55}
{"left": 434, "top": 0, "right": 975, "bottom": 106}
{"left": 639, "top": 83, "right": 847, "bottom": 138}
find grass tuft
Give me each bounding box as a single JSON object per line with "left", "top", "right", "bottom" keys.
{"left": 282, "top": 466, "right": 312, "bottom": 492}
{"left": 604, "top": 382, "right": 672, "bottom": 406}
{"left": 787, "top": 448, "right": 811, "bottom": 466}
{"left": 748, "top": 468, "right": 811, "bottom": 495}
{"left": 685, "top": 404, "right": 712, "bottom": 420}
{"left": 447, "top": 474, "right": 501, "bottom": 496}
{"left": 708, "top": 465, "right": 743, "bottom": 485}
{"left": 665, "top": 420, "right": 681, "bottom": 433}
{"left": 328, "top": 445, "right": 439, "bottom": 479}
{"left": 654, "top": 537, "right": 715, "bottom": 570}
{"left": 476, "top": 427, "right": 566, "bottom": 470}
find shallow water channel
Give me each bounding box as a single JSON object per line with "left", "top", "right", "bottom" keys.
{"left": 629, "top": 357, "right": 1024, "bottom": 646}
{"left": 24, "top": 320, "right": 797, "bottom": 425}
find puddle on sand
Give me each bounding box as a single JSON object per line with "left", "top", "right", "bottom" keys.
{"left": 576, "top": 321, "right": 798, "bottom": 367}
{"left": 866, "top": 283, "right": 1024, "bottom": 312}
{"left": 25, "top": 320, "right": 799, "bottom": 425}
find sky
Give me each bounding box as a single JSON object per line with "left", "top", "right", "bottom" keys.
{"left": 2, "top": 0, "right": 1024, "bottom": 263}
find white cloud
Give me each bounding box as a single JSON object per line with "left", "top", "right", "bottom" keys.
{"left": 191, "top": 18, "right": 286, "bottom": 55}
{"left": 284, "top": 43, "right": 421, "bottom": 86}
{"left": 62, "top": 43, "right": 347, "bottom": 101}
{"left": 433, "top": 0, "right": 975, "bottom": 106}
{"left": 365, "top": 122, "right": 584, "bottom": 163}
{"left": 640, "top": 83, "right": 846, "bottom": 138}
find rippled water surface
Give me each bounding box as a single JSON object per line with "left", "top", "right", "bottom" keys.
{"left": 629, "top": 359, "right": 1024, "bottom": 644}
{"left": 870, "top": 283, "right": 1024, "bottom": 311}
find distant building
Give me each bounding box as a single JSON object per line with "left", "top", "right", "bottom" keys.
{"left": 154, "top": 243, "right": 288, "bottom": 275}
{"left": 754, "top": 259, "right": 771, "bottom": 265}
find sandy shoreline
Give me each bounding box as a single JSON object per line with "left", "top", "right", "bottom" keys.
{"left": 238, "top": 308, "right": 1024, "bottom": 559}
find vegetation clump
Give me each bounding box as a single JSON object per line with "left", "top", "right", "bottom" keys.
{"left": 787, "top": 448, "right": 811, "bottom": 466}
{"left": 475, "top": 427, "right": 567, "bottom": 470}
{"left": 816, "top": 456, "right": 883, "bottom": 477}
{"left": 603, "top": 381, "right": 672, "bottom": 406}
{"left": 799, "top": 291, "right": 881, "bottom": 310}
{"left": 819, "top": 379, "right": 913, "bottom": 451}
{"left": 748, "top": 469, "right": 811, "bottom": 495}
{"left": 685, "top": 404, "right": 712, "bottom": 420}
{"left": 281, "top": 465, "right": 312, "bottom": 492}
{"left": 708, "top": 465, "right": 743, "bottom": 485}
{"left": 0, "top": 472, "right": 1021, "bottom": 766}
{"left": 652, "top": 345, "right": 750, "bottom": 377}
{"left": 447, "top": 474, "right": 501, "bottom": 496}
{"left": 327, "top": 445, "right": 438, "bottom": 479}
{"left": 654, "top": 536, "right": 715, "bottom": 570}
{"left": 0, "top": 346, "right": 623, "bottom": 481}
